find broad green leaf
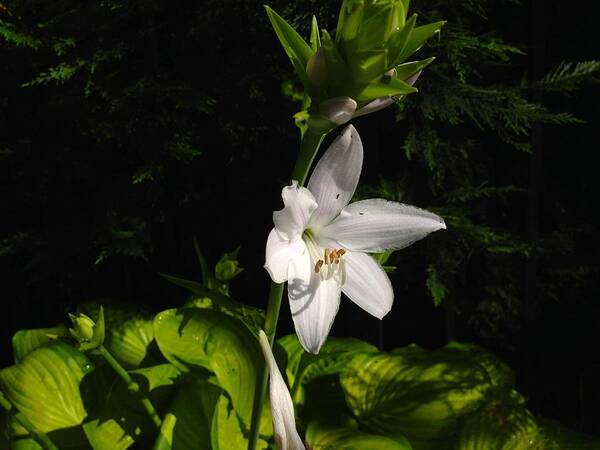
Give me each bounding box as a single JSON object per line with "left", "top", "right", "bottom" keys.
{"left": 131, "top": 363, "right": 183, "bottom": 392}
{"left": 12, "top": 438, "right": 43, "bottom": 450}
{"left": 334, "top": 434, "right": 412, "bottom": 449}
{"left": 0, "top": 342, "right": 93, "bottom": 433}
{"left": 340, "top": 352, "right": 491, "bottom": 448}
{"left": 78, "top": 302, "right": 156, "bottom": 368}
{"left": 396, "top": 21, "right": 445, "bottom": 63}
{"left": 443, "top": 342, "right": 515, "bottom": 387}
{"left": 277, "top": 335, "right": 377, "bottom": 391}
{"left": 306, "top": 420, "right": 412, "bottom": 450}
{"left": 82, "top": 418, "right": 135, "bottom": 450}
{"left": 210, "top": 395, "right": 268, "bottom": 450}
{"left": 11, "top": 325, "right": 68, "bottom": 362}
{"left": 352, "top": 77, "right": 417, "bottom": 103}
{"left": 82, "top": 366, "right": 164, "bottom": 450}
{"left": 153, "top": 381, "right": 221, "bottom": 450}
{"left": 299, "top": 337, "right": 378, "bottom": 386}
{"left": 153, "top": 308, "right": 261, "bottom": 423}
{"left": 457, "top": 403, "right": 547, "bottom": 450}
{"left": 107, "top": 315, "right": 155, "bottom": 368}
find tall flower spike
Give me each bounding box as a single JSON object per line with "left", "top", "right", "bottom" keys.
{"left": 265, "top": 2, "right": 445, "bottom": 131}
{"left": 265, "top": 125, "right": 446, "bottom": 353}
{"left": 258, "top": 330, "right": 306, "bottom": 450}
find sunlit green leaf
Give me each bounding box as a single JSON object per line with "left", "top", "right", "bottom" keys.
{"left": 153, "top": 308, "right": 261, "bottom": 424}
{"left": 130, "top": 363, "right": 183, "bottom": 392}
{"left": 340, "top": 352, "right": 491, "bottom": 448}
{"left": 443, "top": 342, "right": 515, "bottom": 388}
{"left": 11, "top": 325, "right": 68, "bottom": 362}
{"left": 0, "top": 342, "right": 93, "bottom": 433}
{"left": 306, "top": 420, "right": 412, "bottom": 450}
{"left": 153, "top": 381, "right": 221, "bottom": 450}
{"left": 457, "top": 402, "right": 547, "bottom": 450}
{"left": 210, "top": 394, "right": 268, "bottom": 450}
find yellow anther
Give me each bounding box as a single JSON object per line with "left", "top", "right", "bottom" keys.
{"left": 314, "top": 260, "right": 324, "bottom": 274}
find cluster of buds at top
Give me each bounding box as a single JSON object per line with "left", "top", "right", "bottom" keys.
{"left": 266, "top": 0, "right": 445, "bottom": 132}
{"left": 68, "top": 306, "right": 105, "bottom": 351}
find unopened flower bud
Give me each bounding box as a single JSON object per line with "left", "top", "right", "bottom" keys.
{"left": 69, "top": 313, "right": 95, "bottom": 342}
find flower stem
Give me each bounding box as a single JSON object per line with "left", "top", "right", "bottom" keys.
{"left": 97, "top": 345, "right": 162, "bottom": 428}
{"left": 247, "top": 126, "right": 327, "bottom": 450}
{"left": 0, "top": 391, "right": 59, "bottom": 450}
{"left": 291, "top": 127, "right": 326, "bottom": 185}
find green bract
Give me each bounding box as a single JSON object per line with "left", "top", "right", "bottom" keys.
{"left": 265, "top": 1, "right": 444, "bottom": 129}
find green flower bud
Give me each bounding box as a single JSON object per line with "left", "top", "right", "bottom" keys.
{"left": 265, "top": 2, "right": 444, "bottom": 129}
{"left": 68, "top": 306, "right": 105, "bottom": 350}
{"left": 69, "top": 313, "right": 95, "bottom": 342}
{"left": 215, "top": 248, "right": 243, "bottom": 282}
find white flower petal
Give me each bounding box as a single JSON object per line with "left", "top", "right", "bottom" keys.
{"left": 319, "top": 97, "right": 358, "bottom": 125}
{"left": 265, "top": 229, "right": 306, "bottom": 284}
{"left": 342, "top": 251, "right": 394, "bottom": 319}
{"left": 258, "top": 331, "right": 305, "bottom": 450}
{"left": 288, "top": 250, "right": 342, "bottom": 354}
{"left": 321, "top": 199, "right": 446, "bottom": 253}
{"left": 273, "top": 181, "right": 318, "bottom": 241}
{"left": 353, "top": 97, "right": 394, "bottom": 118}
{"left": 307, "top": 125, "right": 363, "bottom": 229}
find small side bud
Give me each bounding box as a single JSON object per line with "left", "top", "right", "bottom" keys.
{"left": 69, "top": 306, "right": 105, "bottom": 350}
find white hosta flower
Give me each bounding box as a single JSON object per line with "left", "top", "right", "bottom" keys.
{"left": 265, "top": 125, "right": 446, "bottom": 354}
{"left": 258, "top": 330, "right": 305, "bottom": 450}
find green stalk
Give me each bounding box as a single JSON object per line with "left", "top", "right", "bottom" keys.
{"left": 247, "top": 126, "right": 327, "bottom": 450}
{"left": 0, "top": 391, "right": 59, "bottom": 450}
{"left": 97, "top": 345, "right": 162, "bottom": 428}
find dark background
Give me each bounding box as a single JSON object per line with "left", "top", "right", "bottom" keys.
{"left": 1, "top": 0, "right": 598, "bottom": 436}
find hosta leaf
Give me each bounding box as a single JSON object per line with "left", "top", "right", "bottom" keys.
{"left": 130, "top": 363, "right": 183, "bottom": 392}
{"left": 442, "top": 341, "right": 515, "bottom": 387}
{"left": 153, "top": 381, "right": 221, "bottom": 450}
{"left": 340, "top": 352, "right": 491, "bottom": 448}
{"left": 153, "top": 308, "right": 261, "bottom": 423}
{"left": 82, "top": 418, "right": 135, "bottom": 450}
{"left": 0, "top": 342, "right": 93, "bottom": 433}
{"left": 277, "top": 334, "right": 377, "bottom": 390}
{"left": 210, "top": 394, "right": 268, "bottom": 450}
{"left": 306, "top": 420, "right": 412, "bottom": 450}
{"left": 107, "top": 315, "right": 155, "bottom": 369}
{"left": 11, "top": 325, "right": 68, "bottom": 362}
{"left": 457, "top": 403, "right": 548, "bottom": 450}
{"left": 82, "top": 367, "right": 163, "bottom": 449}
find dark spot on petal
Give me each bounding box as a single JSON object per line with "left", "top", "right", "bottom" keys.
{"left": 359, "top": 212, "right": 364, "bottom": 215}
{"left": 336, "top": 193, "right": 340, "bottom": 199}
